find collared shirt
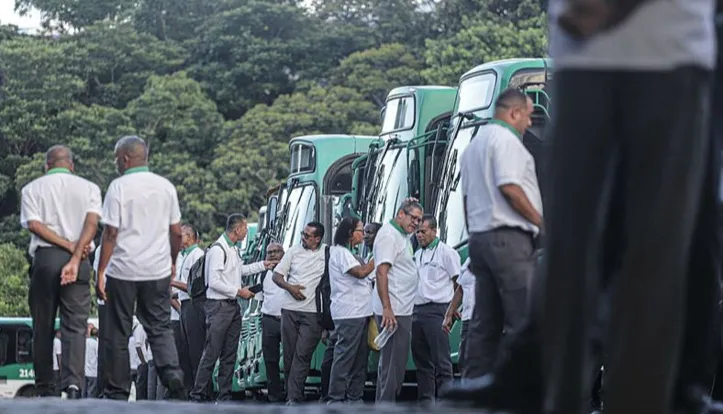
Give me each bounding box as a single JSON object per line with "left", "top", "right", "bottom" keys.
{"left": 53, "top": 337, "right": 61, "bottom": 371}
{"left": 205, "top": 233, "right": 265, "bottom": 300}
{"left": 460, "top": 121, "right": 543, "bottom": 236}
{"left": 548, "top": 0, "right": 716, "bottom": 71}
{"left": 414, "top": 238, "right": 461, "bottom": 305}
{"left": 101, "top": 167, "right": 182, "bottom": 282}
{"left": 260, "top": 270, "right": 283, "bottom": 317}
{"left": 84, "top": 337, "right": 98, "bottom": 377}
{"left": 177, "top": 244, "right": 203, "bottom": 302}
{"left": 20, "top": 168, "right": 103, "bottom": 258}
{"left": 457, "top": 258, "right": 476, "bottom": 321}
{"left": 275, "top": 243, "right": 327, "bottom": 313}
{"left": 129, "top": 336, "right": 140, "bottom": 370}
{"left": 372, "top": 221, "right": 418, "bottom": 316}
{"left": 329, "top": 245, "right": 373, "bottom": 320}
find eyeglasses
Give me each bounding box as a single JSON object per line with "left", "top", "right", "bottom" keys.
{"left": 267, "top": 249, "right": 283, "bottom": 254}
{"left": 300, "top": 231, "right": 317, "bottom": 239}
{"left": 403, "top": 210, "right": 423, "bottom": 224}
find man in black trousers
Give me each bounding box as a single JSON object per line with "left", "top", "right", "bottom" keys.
{"left": 21, "top": 145, "right": 101, "bottom": 399}
{"left": 95, "top": 135, "right": 185, "bottom": 400}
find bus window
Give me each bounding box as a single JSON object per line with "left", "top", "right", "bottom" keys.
{"left": 16, "top": 328, "right": 32, "bottom": 364}
{"left": 0, "top": 333, "right": 8, "bottom": 365}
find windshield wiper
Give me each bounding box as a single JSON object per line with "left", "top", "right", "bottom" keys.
{"left": 438, "top": 149, "right": 458, "bottom": 241}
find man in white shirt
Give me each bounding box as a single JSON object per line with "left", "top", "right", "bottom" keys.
{"left": 20, "top": 145, "right": 102, "bottom": 399}
{"left": 132, "top": 322, "right": 153, "bottom": 400}
{"left": 373, "top": 200, "right": 423, "bottom": 402}
{"left": 411, "top": 215, "right": 460, "bottom": 403}
{"left": 83, "top": 325, "right": 98, "bottom": 398}
{"left": 272, "top": 222, "right": 327, "bottom": 405}
{"left": 259, "top": 243, "right": 285, "bottom": 403}
{"left": 190, "top": 214, "right": 273, "bottom": 402}
{"left": 442, "top": 258, "right": 476, "bottom": 383}
{"left": 459, "top": 88, "right": 542, "bottom": 380}
{"left": 170, "top": 224, "right": 205, "bottom": 394}
{"left": 95, "top": 136, "right": 185, "bottom": 400}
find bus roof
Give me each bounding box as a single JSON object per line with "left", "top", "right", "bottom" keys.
{"left": 386, "top": 85, "right": 457, "bottom": 98}
{"left": 461, "top": 58, "right": 552, "bottom": 80}
{"left": 289, "top": 134, "right": 376, "bottom": 153}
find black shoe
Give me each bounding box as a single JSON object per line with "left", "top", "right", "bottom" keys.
{"left": 64, "top": 385, "right": 81, "bottom": 400}
{"left": 164, "top": 373, "right": 187, "bottom": 401}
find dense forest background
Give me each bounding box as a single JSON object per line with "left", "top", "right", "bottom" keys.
{"left": 0, "top": 0, "right": 547, "bottom": 315}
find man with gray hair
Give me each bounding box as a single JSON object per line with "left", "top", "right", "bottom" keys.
{"left": 372, "top": 199, "right": 423, "bottom": 402}
{"left": 95, "top": 135, "right": 186, "bottom": 400}
{"left": 21, "top": 145, "right": 101, "bottom": 398}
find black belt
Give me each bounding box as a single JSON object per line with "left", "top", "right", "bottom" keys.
{"left": 211, "top": 299, "right": 237, "bottom": 304}
{"left": 263, "top": 313, "right": 281, "bottom": 320}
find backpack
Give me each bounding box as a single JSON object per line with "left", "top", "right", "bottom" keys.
{"left": 188, "top": 242, "right": 226, "bottom": 301}
{"left": 315, "top": 246, "right": 334, "bottom": 331}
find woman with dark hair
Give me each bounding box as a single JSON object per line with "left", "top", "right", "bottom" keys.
{"left": 326, "top": 217, "right": 376, "bottom": 404}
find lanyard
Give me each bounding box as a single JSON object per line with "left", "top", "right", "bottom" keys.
{"left": 418, "top": 244, "right": 440, "bottom": 268}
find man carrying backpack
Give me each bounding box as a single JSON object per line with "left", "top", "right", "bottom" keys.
{"left": 189, "top": 214, "right": 276, "bottom": 402}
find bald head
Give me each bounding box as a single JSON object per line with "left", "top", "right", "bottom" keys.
{"left": 114, "top": 135, "right": 148, "bottom": 174}
{"left": 45, "top": 145, "right": 74, "bottom": 171}
{"left": 266, "top": 242, "right": 284, "bottom": 261}
{"left": 493, "top": 88, "right": 533, "bottom": 137}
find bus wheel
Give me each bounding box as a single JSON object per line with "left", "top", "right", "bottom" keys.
{"left": 16, "top": 385, "right": 37, "bottom": 398}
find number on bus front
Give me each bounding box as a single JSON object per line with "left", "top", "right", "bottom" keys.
{"left": 18, "top": 368, "right": 34, "bottom": 379}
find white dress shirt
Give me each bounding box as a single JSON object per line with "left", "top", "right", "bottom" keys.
{"left": 414, "top": 238, "right": 461, "bottom": 305}
{"left": 275, "top": 244, "right": 327, "bottom": 313}
{"left": 260, "top": 270, "right": 284, "bottom": 317}
{"left": 371, "top": 221, "right": 419, "bottom": 317}
{"left": 205, "top": 233, "right": 265, "bottom": 300}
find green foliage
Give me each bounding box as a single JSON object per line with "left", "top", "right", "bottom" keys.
{"left": 0, "top": 244, "right": 30, "bottom": 316}
{"left": 0, "top": 0, "right": 547, "bottom": 312}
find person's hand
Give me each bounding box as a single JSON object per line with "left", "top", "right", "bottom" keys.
{"left": 287, "top": 284, "right": 306, "bottom": 301}
{"left": 442, "top": 310, "right": 461, "bottom": 334}
{"left": 60, "top": 259, "right": 80, "bottom": 286}
{"left": 96, "top": 271, "right": 107, "bottom": 301}
{"left": 381, "top": 306, "right": 397, "bottom": 330}
{"left": 237, "top": 288, "right": 254, "bottom": 299}
{"left": 263, "top": 260, "right": 278, "bottom": 270}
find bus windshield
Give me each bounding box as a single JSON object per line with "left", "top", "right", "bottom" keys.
{"left": 281, "top": 184, "right": 317, "bottom": 250}
{"left": 381, "top": 96, "right": 415, "bottom": 135}
{"left": 368, "top": 147, "right": 408, "bottom": 224}
{"left": 438, "top": 127, "right": 475, "bottom": 247}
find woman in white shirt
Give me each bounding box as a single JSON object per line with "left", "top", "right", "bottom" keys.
{"left": 443, "top": 258, "right": 475, "bottom": 383}
{"left": 326, "top": 217, "right": 375, "bottom": 404}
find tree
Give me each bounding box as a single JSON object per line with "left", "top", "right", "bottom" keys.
{"left": 0, "top": 244, "right": 30, "bottom": 316}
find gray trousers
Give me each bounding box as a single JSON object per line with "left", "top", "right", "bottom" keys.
{"left": 171, "top": 318, "right": 191, "bottom": 394}
{"left": 281, "top": 309, "right": 323, "bottom": 403}
{"left": 101, "top": 276, "right": 181, "bottom": 400}
{"left": 411, "top": 303, "right": 453, "bottom": 401}
{"left": 328, "top": 317, "right": 370, "bottom": 403}
{"left": 261, "top": 314, "right": 284, "bottom": 402}
{"left": 30, "top": 246, "right": 91, "bottom": 394}
{"left": 320, "top": 329, "right": 337, "bottom": 401}
{"left": 375, "top": 314, "right": 412, "bottom": 402}
{"left": 182, "top": 298, "right": 208, "bottom": 394}
{"left": 191, "top": 299, "right": 241, "bottom": 401}
{"left": 458, "top": 320, "right": 471, "bottom": 382}
{"left": 467, "top": 228, "right": 534, "bottom": 378}
{"left": 147, "top": 360, "right": 166, "bottom": 399}
{"left": 83, "top": 376, "right": 97, "bottom": 398}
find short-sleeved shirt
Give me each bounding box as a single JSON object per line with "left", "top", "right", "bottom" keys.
{"left": 372, "top": 221, "right": 418, "bottom": 316}
{"left": 460, "top": 121, "right": 542, "bottom": 236}
{"left": 275, "top": 244, "right": 327, "bottom": 313}
{"left": 414, "top": 239, "right": 461, "bottom": 305}
{"left": 177, "top": 245, "right": 203, "bottom": 302}
{"left": 547, "top": 0, "right": 717, "bottom": 71}
{"left": 101, "top": 167, "right": 181, "bottom": 282}
{"left": 53, "top": 337, "right": 61, "bottom": 371}
{"left": 20, "top": 168, "right": 102, "bottom": 258}
{"left": 457, "top": 258, "right": 476, "bottom": 321}
{"left": 329, "top": 246, "right": 373, "bottom": 320}
{"left": 260, "top": 270, "right": 284, "bottom": 317}
{"left": 84, "top": 337, "right": 98, "bottom": 377}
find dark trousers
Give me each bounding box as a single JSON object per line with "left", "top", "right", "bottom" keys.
{"left": 83, "top": 376, "right": 97, "bottom": 398}
{"left": 411, "top": 303, "right": 453, "bottom": 401}
{"left": 172, "top": 318, "right": 191, "bottom": 394}
{"left": 261, "top": 314, "right": 284, "bottom": 402}
{"left": 100, "top": 276, "right": 181, "bottom": 400}
{"left": 281, "top": 309, "right": 323, "bottom": 403}
{"left": 467, "top": 228, "right": 535, "bottom": 378}
{"left": 540, "top": 68, "right": 711, "bottom": 414}
{"left": 135, "top": 362, "right": 148, "bottom": 400}
{"left": 328, "top": 317, "right": 369, "bottom": 403}
{"left": 96, "top": 303, "right": 107, "bottom": 395}
{"left": 320, "top": 329, "right": 337, "bottom": 401}
{"left": 191, "top": 299, "right": 241, "bottom": 402}
{"left": 181, "top": 298, "right": 208, "bottom": 393}
{"left": 29, "top": 246, "right": 91, "bottom": 394}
